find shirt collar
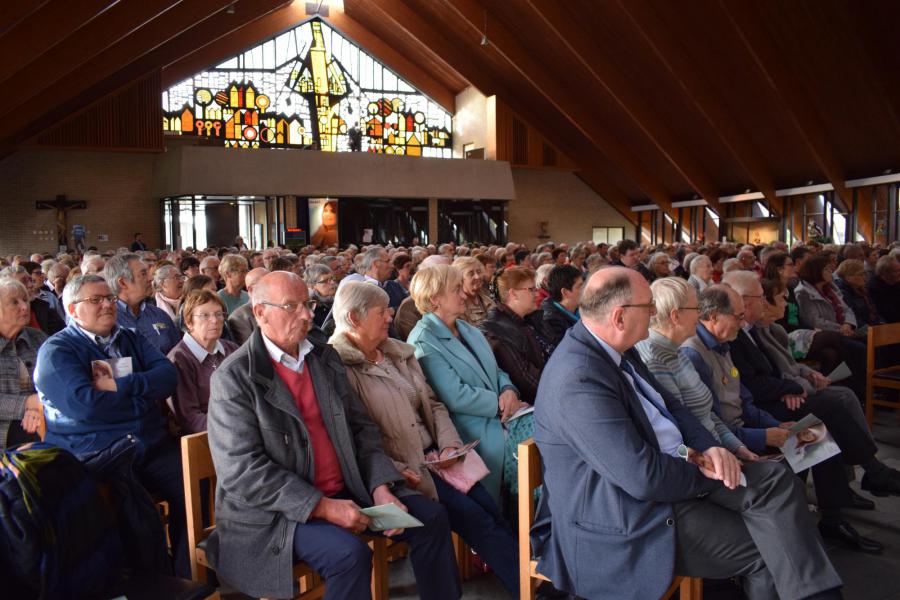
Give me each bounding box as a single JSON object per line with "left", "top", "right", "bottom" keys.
{"left": 74, "top": 322, "right": 122, "bottom": 346}
{"left": 116, "top": 298, "right": 145, "bottom": 318}
{"left": 584, "top": 326, "right": 622, "bottom": 367}
{"left": 183, "top": 332, "right": 225, "bottom": 362}
{"left": 646, "top": 328, "right": 680, "bottom": 353}
{"left": 261, "top": 331, "right": 314, "bottom": 373}
{"left": 695, "top": 323, "right": 729, "bottom": 355}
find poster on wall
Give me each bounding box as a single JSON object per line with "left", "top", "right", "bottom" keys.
{"left": 309, "top": 198, "right": 339, "bottom": 248}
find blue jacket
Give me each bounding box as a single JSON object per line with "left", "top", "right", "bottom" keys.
{"left": 116, "top": 299, "right": 180, "bottom": 355}
{"left": 534, "top": 322, "right": 719, "bottom": 600}
{"left": 407, "top": 312, "right": 516, "bottom": 502}
{"left": 34, "top": 324, "right": 176, "bottom": 458}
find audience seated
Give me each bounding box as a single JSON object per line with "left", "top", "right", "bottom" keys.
{"left": 687, "top": 254, "right": 713, "bottom": 293}
{"left": 167, "top": 289, "right": 237, "bottom": 434}
{"left": 534, "top": 266, "right": 841, "bottom": 600}
{"left": 452, "top": 256, "right": 495, "bottom": 327}
{"left": 206, "top": 272, "right": 459, "bottom": 600}
{"left": 867, "top": 255, "right": 900, "bottom": 323}
{"left": 394, "top": 255, "right": 451, "bottom": 341}
{"left": 303, "top": 263, "right": 336, "bottom": 329}
{"left": 216, "top": 254, "right": 249, "bottom": 316}
{"left": 540, "top": 264, "right": 584, "bottom": 346}
{"left": 104, "top": 253, "right": 180, "bottom": 355}
{"left": 1, "top": 265, "right": 65, "bottom": 336}
{"left": 152, "top": 264, "right": 185, "bottom": 322}
{"left": 833, "top": 259, "right": 883, "bottom": 332}
{"left": 328, "top": 281, "right": 519, "bottom": 597}
{"left": 34, "top": 274, "right": 188, "bottom": 576}
{"left": 383, "top": 253, "right": 413, "bottom": 311}
{"left": 407, "top": 264, "right": 528, "bottom": 503}
{"left": 0, "top": 278, "right": 46, "bottom": 448}
{"left": 479, "top": 267, "right": 553, "bottom": 405}
{"left": 227, "top": 266, "right": 268, "bottom": 344}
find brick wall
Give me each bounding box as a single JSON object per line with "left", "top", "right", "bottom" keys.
{"left": 0, "top": 149, "right": 159, "bottom": 256}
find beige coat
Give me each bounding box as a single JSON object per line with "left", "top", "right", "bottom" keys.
{"left": 329, "top": 333, "right": 463, "bottom": 500}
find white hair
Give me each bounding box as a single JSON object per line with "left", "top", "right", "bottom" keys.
{"left": 535, "top": 263, "right": 555, "bottom": 288}
{"left": 332, "top": 281, "right": 389, "bottom": 335}
{"left": 649, "top": 277, "right": 692, "bottom": 329}
{"left": 690, "top": 255, "right": 712, "bottom": 275}
{"left": 722, "top": 270, "right": 761, "bottom": 295}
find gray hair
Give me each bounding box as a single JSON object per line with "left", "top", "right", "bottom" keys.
{"left": 649, "top": 277, "right": 692, "bottom": 329}
{"left": 698, "top": 285, "right": 734, "bottom": 321}
{"left": 41, "top": 259, "right": 57, "bottom": 273}
{"left": 304, "top": 264, "right": 333, "bottom": 286}
{"left": 722, "top": 270, "right": 760, "bottom": 295}
{"left": 63, "top": 274, "right": 109, "bottom": 309}
{"left": 332, "top": 281, "right": 389, "bottom": 335}
{"left": 875, "top": 255, "right": 899, "bottom": 277}
{"left": 81, "top": 254, "right": 105, "bottom": 272}
{"left": 419, "top": 255, "right": 451, "bottom": 269}
{"left": 153, "top": 264, "right": 181, "bottom": 290}
{"left": 580, "top": 273, "right": 632, "bottom": 321}
{"left": 682, "top": 252, "right": 698, "bottom": 272}
{"left": 535, "top": 263, "right": 555, "bottom": 288}
{"left": 0, "top": 266, "right": 26, "bottom": 278}
{"left": 360, "top": 247, "right": 385, "bottom": 274}
{"left": 102, "top": 253, "right": 141, "bottom": 295}
{"left": 648, "top": 252, "right": 669, "bottom": 267}
{"left": 721, "top": 257, "right": 742, "bottom": 274}
{"left": 0, "top": 278, "right": 28, "bottom": 307}
{"left": 690, "top": 255, "right": 712, "bottom": 275}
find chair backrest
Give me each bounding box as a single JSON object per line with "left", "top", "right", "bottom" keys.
{"left": 868, "top": 322, "right": 900, "bottom": 370}
{"left": 181, "top": 432, "right": 216, "bottom": 581}
{"left": 518, "top": 438, "right": 545, "bottom": 596}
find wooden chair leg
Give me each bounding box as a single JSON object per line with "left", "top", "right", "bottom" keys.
{"left": 452, "top": 533, "right": 472, "bottom": 581}
{"left": 680, "top": 576, "right": 703, "bottom": 600}
{"left": 370, "top": 537, "right": 389, "bottom": 600}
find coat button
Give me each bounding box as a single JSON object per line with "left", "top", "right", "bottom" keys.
{"left": 666, "top": 518, "right": 675, "bottom": 527}
{"left": 272, "top": 546, "right": 280, "bottom": 555}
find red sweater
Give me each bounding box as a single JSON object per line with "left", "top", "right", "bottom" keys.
{"left": 272, "top": 360, "right": 344, "bottom": 497}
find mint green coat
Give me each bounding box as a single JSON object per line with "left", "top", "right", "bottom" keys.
{"left": 406, "top": 312, "right": 516, "bottom": 502}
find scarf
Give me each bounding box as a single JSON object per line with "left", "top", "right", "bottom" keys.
{"left": 820, "top": 283, "right": 845, "bottom": 325}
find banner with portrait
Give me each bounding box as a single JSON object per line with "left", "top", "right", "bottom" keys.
{"left": 309, "top": 198, "right": 339, "bottom": 248}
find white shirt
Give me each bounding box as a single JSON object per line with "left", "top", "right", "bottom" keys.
{"left": 261, "top": 331, "right": 314, "bottom": 373}
{"left": 587, "top": 329, "right": 684, "bottom": 457}
{"left": 182, "top": 332, "right": 225, "bottom": 363}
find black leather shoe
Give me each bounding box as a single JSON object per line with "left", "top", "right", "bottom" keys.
{"left": 818, "top": 521, "right": 883, "bottom": 554}
{"left": 844, "top": 489, "right": 876, "bottom": 510}
{"left": 860, "top": 471, "right": 900, "bottom": 497}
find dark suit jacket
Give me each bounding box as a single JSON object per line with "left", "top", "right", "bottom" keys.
{"left": 31, "top": 298, "right": 65, "bottom": 335}
{"left": 729, "top": 329, "right": 803, "bottom": 406}
{"left": 533, "top": 322, "right": 719, "bottom": 600}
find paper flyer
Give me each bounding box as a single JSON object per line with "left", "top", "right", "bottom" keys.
{"left": 421, "top": 440, "right": 480, "bottom": 465}
{"left": 360, "top": 504, "right": 424, "bottom": 531}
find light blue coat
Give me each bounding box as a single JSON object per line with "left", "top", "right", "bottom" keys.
{"left": 407, "top": 312, "right": 515, "bottom": 502}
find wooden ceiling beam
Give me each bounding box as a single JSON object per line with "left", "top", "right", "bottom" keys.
{"left": 615, "top": 0, "right": 783, "bottom": 217}
{"left": 1, "top": 0, "right": 264, "bottom": 143}
{"left": 514, "top": 0, "right": 720, "bottom": 216}
{"left": 719, "top": 0, "right": 850, "bottom": 214}
{"left": 0, "top": 0, "right": 48, "bottom": 35}
{"left": 431, "top": 0, "right": 677, "bottom": 219}
{"left": 1, "top": 0, "right": 182, "bottom": 97}
{"left": 0, "top": 0, "right": 117, "bottom": 83}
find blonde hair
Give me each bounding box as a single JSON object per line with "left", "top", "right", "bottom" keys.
{"left": 452, "top": 256, "right": 482, "bottom": 274}
{"left": 834, "top": 258, "right": 864, "bottom": 279}
{"left": 649, "top": 277, "right": 693, "bottom": 329}
{"left": 409, "top": 264, "right": 461, "bottom": 314}
{"left": 496, "top": 267, "right": 535, "bottom": 303}
{"left": 219, "top": 254, "right": 248, "bottom": 276}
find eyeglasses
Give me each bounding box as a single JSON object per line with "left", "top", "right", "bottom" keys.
{"left": 620, "top": 300, "right": 657, "bottom": 315}
{"left": 514, "top": 287, "right": 537, "bottom": 293}
{"left": 193, "top": 312, "right": 226, "bottom": 321}
{"left": 316, "top": 278, "right": 335, "bottom": 285}
{"left": 723, "top": 312, "right": 746, "bottom": 321}
{"left": 73, "top": 294, "right": 117, "bottom": 306}
{"left": 166, "top": 275, "right": 187, "bottom": 281}
{"left": 260, "top": 300, "right": 317, "bottom": 313}
{"left": 678, "top": 306, "right": 700, "bottom": 311}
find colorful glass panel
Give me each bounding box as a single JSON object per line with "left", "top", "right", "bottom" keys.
{"left": 162, "top": 18, "right": 452, "bottom": 157}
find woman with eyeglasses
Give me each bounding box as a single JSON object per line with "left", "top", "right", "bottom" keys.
{"left": 152, "top": 264, "right": 186, "bottom": 322}
{"left": 479, "top": 267, "right": 553, "bottom": 405}
{"left": 167, "top": 289, "right": 237, "bottom": 434}
{"left": 303, "top": 264, "right": 336, "bottom": 328}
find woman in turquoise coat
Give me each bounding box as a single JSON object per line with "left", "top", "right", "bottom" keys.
{"left": 406, "top": 264, "right": 529, "bottom": 502}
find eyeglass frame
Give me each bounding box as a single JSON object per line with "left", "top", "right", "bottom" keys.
{"left": 192, "top": 311, "right": 227, "bottom": 322}
{"left": 619, "top": 300, "right": 657, "bottom": 314}
{"left": 72, "top": 294, "right": 118, "bottom": 306}
{"left": 259, "top": 300, "right": 317, "bottom": 313}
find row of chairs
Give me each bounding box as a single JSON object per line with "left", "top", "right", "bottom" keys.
{"left": 864, "top": 321, "right": 900, "bottom": 426}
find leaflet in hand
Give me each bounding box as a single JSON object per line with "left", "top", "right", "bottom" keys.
{"left": 779, "top": 423, "right": 841, "bottom": 473}
{"left": 826, "top": 362, "right": 852, "bottom": 383}
{"left": 421, "top": 440, "right": 480, "bottom": 465}
{"left": 507, "top": 405, "right": 534, "bottom": 422}
{"left": 360, "top": 503, "right": 424, "bottom": 532}
{"left": 787, "top": 413, "right": 823, "bottom": 433}
{"left": 91, "top": 357, "right": 133, "bottom": 379}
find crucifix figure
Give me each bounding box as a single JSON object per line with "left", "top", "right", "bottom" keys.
{"left": 36, "top": 195, "right": 87, "bottom": 250}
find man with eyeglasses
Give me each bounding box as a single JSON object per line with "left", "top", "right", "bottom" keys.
{"left": 33, "top": 274, "right": 189, "bottom": 576}
{"left": 534, "top": 267, "right": 841, "bottom": 600}
{"left": 206, "top": 271, "right": 457, "bottom": 599}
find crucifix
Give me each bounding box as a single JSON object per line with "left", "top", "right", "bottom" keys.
{"left": 36, "top": 195, "right": 87, "bottom": 250}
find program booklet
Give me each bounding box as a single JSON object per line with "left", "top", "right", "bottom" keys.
{"left": 421, "top": 440, "right": 480, "bottom": 465}
{"left": 360, "top": 503, "right": 424, "bottom": 531}
{"left": 779, "top": 416, "right": 841, "bottom": 473}
{"left": 91, "top": 357, "right": 133, "bottom": 380}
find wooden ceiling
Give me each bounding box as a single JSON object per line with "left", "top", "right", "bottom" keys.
{"left": 3, "top": 0, "right": 899, "bottom": 224}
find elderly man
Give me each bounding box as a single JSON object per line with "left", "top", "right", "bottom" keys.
{"left": 81, "top": 254, "right": 105, "bottom": 275}
{"left": 534, "top": 267, "right": 841, "bottom": 600}
{"left": 724, "top": 270, "right": 900, "bottom": 500}
{"left": 339, "top": 246, "right": 392, "bottom": 287}
{"left": 200, "top": 255, "right": 222, "bottom": 289}
{"left": 737, "top": 249, "right": 757, "bottom": 272}
{"left": 682, "top": 283, "right": 883, "bottom": 553}
{"left": 226, "top": 266, "right": 268, "bottom": 344}
{"left": 206, "top": 272, "right": 458, "bottom": 600}
{"left": 33, "top": 274, "right": 187, "bottom": 575}
{"left": 866, "top": 255, "right": 900, "bottom": 323}
{"left": 104, "top": 253, "right": 180, "bottom": 355}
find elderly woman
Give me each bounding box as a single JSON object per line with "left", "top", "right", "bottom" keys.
{"left": 0, "top": 278, "right": 46, "bottom": 448}
{"left": 167, "top": 289, "right": 237, "bottom": 433}
{"left": 833, "top": 259, "right": 883, "bottom": 331}
{"left": 383, "top": 253, "right": 413, "bottom": 311}
{"left": 635, "top": 277, "right": 755, "bottom": 460}
{"left": 795, "top": 252, "right": 860, "bottom": 336}
{"left": 217, "top": 254, "right": 249, "bottom": 315}
{"left": 406, "top": 265, "right": 528, "bottom": 503}
{"left": 687, "top": 254, "right": 713, "bottom": 293}
{"left": 451, "top": 256, "right": 495, "bottom": 327}
{"left": 646, "top": 252, "right": 671, "bottom": 282}
{"left": 328, "top": 282, "right": 519, "bottom": 597}
{"left": 303, "top": 263, "right": 337, "bottom": 328}
{"left": 479, "top": 267, "right": 552, "bottom": 405}
{"left": 153, "top": 264, "right": 186, "bottom": 322}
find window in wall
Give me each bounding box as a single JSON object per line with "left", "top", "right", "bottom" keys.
{"left": 592, "top": 226, "right": 625, "bottom": 245}
{"left": 162, "top": 18, "right": 452, "bottom": 156}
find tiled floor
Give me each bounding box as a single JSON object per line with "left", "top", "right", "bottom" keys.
{"left": 224, "top": 411, "right": 900, "bottom": 600}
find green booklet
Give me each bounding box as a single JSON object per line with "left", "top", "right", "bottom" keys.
{"left": 360, "top": 503, "right": 425, "bottom": 531}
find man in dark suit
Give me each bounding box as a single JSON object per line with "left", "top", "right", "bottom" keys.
{"left": 725, "top": 270, "right": 900, "bottom": 500}
{"left": 866, "top": 255, "right": 900, "bottom": 323}
{"left": 534, "top": 266, "right": 841, "bottom": 600}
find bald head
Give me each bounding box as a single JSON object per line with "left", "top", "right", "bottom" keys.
{"left": 251, "top": 271, "right": 312, "bottom": 356}
{"left": 251, "top": 271, "right": 306, "bottom": 305}
{"left": 420, "top": 255, "right": 451, "bottom": 269}
{"left": 580, "top": 267, "right": 653, "bottom": 353}
{"left": 245, "top": 267, "right": 269, "bottom": 292}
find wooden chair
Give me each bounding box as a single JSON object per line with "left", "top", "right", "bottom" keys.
{"left": 865, "top": 322, "right": 900, "bottom": 426}
{"left": 518, "top": 439, "right": 703, "bottom": 600}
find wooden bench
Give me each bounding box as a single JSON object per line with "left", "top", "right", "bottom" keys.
{"left": 865, "top": 322, "right": 900, "bottom": 426}
{"left": 517, "top": 439, "right": 703, "bottom": 600}
{"left": 182, "top": 431, "right": 406, "bottom": 600}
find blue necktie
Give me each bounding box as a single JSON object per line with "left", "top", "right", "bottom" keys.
{"left": 621, "top": 358, "right": 677, "bottom": 425}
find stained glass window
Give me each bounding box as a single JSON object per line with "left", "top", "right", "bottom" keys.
{"left": 162, "top": 18, "right": 452, "bottom": 157}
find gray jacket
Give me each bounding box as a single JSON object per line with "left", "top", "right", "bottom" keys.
{"left": 226, "top": 302, "right": 257, "bottom": 345}
{"left": 206, "top": 329, "right": 405, "bottom": 599}
{"left": 794, "top": 280, "right": 857, "bottom": 331}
